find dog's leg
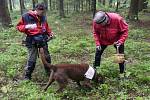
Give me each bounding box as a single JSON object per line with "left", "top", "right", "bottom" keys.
{"left": 76, "top": 81, "right": 81, "bottom": 87}
{"left": 56, "top": 74, "right": 68, "bottom": 93}
{"left": 56, "top": 83, "right": 67, "bottom": 93}
{"left": 44, "top": 70, "right": 54, "bottom": 91}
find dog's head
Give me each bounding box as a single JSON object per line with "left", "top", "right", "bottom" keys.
{"left": 93, "top": 73, "right": 105, "bottom": 84}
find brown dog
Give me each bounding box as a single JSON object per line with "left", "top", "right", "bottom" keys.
{"left": 39, "top": 47, "right": 104, "bottom": 92}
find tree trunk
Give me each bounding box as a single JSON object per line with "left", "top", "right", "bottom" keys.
{"left": 32, "top": 0, "right": 38, "bottom": 9}
{"left": 85, "top": 0, "right": 88, "bottom": 11}
{"left": 49, "top": 0, "right": 52, "bottom": 10}
{"left": 59, "top": 0, "right": 65, "bottom": 18}
{"left": 19, "top": 0, "right": 26, "bottom": 15}
{"left": 109, "top": 0, "right": 113, "bottom": 7}
{"left": 52, "top": 0, "right": 56, "bottom": 10}
{"left": 43, "top": 0, "right": 48, "bottom": 10}
{"left": 75, "top": 0, "right": 80, "bottom": 12}
{"left": 102, "top": 0, "right": 105, "bottom": 5}
{"left": 115, "top": 0, "right": 120, "bottom": 12}
{"left": 9, "top": 0, "right": 13, "bottom": 12}
{"left": 88, "top": 0, "right": 91, "bottom": 11}
{"left": 128, "top": 0, "right": 139, "bottom": 21}
{"left": 81, "top": 0, "right": 84, "bottom": 11}
{"left": 91, "top": 0, "right": 96, "bottom": 18}
{"left": 12, "top": 0, "right": 16, "bottom": 9}
{"left": 122, "top": 0, "right": 127, "bottom": 8}
{"left": 0, "top": 0, "right": 12, "bottom": 28}
{"left": 73, "top": 0, "right": 76, "bottom": 11}
{"left": 56, "top": 0, "right": 59, "bottom": 10}
{"left": 78, "top": 0, "right": 81, "bottom": 11}
{"left": 98, "top": 0, "right": 102, "bottom": 3}
{"left": 66, "top": 2, "right": 69, "bottom": 14}
{"left": 138, "top": 0, "right": 147, "bottom": 11}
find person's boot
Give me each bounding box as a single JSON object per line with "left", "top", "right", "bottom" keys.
{"left": 93, "top": 61, "right": 100, "bottom": 70}
{"left": 24, "top": 61, "right": 36, "bottom": 80}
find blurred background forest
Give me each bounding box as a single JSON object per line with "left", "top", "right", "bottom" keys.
{"left": 0, "top": 0, "right": 150, "bottom": 27}
{"left": 0, "top": 0, "right": 150, "bottom": 100}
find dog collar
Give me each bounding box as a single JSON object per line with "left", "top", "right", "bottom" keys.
{"left": 84, "top": 66, "right": 95, "bottom": 80}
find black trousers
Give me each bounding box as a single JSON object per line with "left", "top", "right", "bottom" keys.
{"left": 93, "top": 44, "right": 125, "bottom": 73}
{"left": 24, "top": 45, "right": 51, "bottom": 79}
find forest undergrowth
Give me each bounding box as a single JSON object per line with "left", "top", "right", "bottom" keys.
{"left": 0, "top": 12, "right": 150, "bottom": 100}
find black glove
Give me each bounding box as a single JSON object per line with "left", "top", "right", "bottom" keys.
{"left": 96, "top": 45, "right": 101, "bottom": 51}
{"left": 114, "top": 41, "right": 121, "bottom": 47}
{"left": 46, "top": 34, "right": 53, "bottom": 42}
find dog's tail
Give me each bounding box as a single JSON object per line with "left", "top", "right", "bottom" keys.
{"left": 39, "top": 47, "right": 56, "bottom": 71}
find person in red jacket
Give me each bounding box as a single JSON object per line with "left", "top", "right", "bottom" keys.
{"left": 16, "top": 3, "right": 54, "bottom": 80}
{"left": 92, "top": 11, "right": 128, "bottom": 77}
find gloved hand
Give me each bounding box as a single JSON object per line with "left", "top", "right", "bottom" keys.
{"left": 46, "top": 33, "right": 55, "bottom": 42}
{"left": 96, "top": 45, "right": 101, "bottom": 51}
{"left": 114, "top": 41, "right": 121, "bottom": 47}
{"left": 25, "top": 24, "right": 37, "bottom": 29}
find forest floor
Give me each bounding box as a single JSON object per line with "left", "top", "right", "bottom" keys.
{"left": 0, "top": 12, "right": 150, "bottom": 100}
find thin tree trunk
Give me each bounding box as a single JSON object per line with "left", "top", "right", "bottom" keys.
{"left": 138, "top": 0, "right": 147, "bottom": 11}
{"left": 88, "top": 0, "right": 91, "bottom": 11}
{"left": 0, "top": 0, "right": 12, "bottom": 28}
{"left": 128, "top": 0, "right": 139, "bottom": 21}
{"left": 59, "top": 0, "right": 65, "bottom": 18}
{"left": 52, "top": 1, "right": 55, "bottom": 10}
{"left": 115, "top": 0, "right": 120, "bottom": 12}
{"left": 102, "top": 0, "right": 105, "bottom": 5}
{"left": 76, "top": 0, "right": 80, "bottom": 12}
{"left": 44, "top": 0, "right": 48, "bottom": 10}
{"left": 12, "top": 0, "right": 16, "bottom": 9}
{"left": 85, "top": 0, "right": 88, "bottom": 11}
{"left": 98, "top": 0, "right": 102, "bottom": 3}
{"left": 73, "top": 0, "right": 76, "bottom": 11}
{"left": 122, "top": 0, "right": 127, "bottom": 8}
{"left": 32, "top": 0, "right": 38, "bottom": 9}
{"left": 56, "top": 0, "right": 59, "bottom": 10}
{"left": 9, "top": 0, "right": 13, "bottom": 12}
{"left": 66, "top": 2, "right": 69, "bottom": 14}
{"left": 109, "top": 0, "right": 113, "bottom": 7}
{"left": 81, "top": 0, "right": 84, "bottom": 11}
{"left": 91, "top": 0, "right": 96, "bottom": 18}
{"left": 19, "top": 0, "right": 26, "bottom": 15}
{"left": 49, "top": 0, "right": 52, "bottom": 10}
{"left": 78, "top": 0, "right": 80, "bottom": 12}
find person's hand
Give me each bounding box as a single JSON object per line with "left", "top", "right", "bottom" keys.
{"left": 25, "top": 24, "right": 37, "bottom": 29}
{"left": 114, "top": 41, "right": 121, "bottom": 47}
{"left": 96, "top": 45, "right": 101, "bottom": 51}
{"left": 47, "top": 33, "right": 55, "bottom": 42}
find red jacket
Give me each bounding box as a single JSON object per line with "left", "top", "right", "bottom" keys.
{"left": 16, "top": 10, "right": 52, "bottom": 36}
{"left": 93, "top": 12, "right": 128, "bottom": 46}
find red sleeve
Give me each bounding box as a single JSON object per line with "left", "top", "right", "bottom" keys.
{"left": 45, "top": 22, "right": 53, "bottom": 36}
{"left": 118, "top": 18, "right": 128, "bottom": 44}
{"left": 16, "top": 18, "right": 26, "bottom": 33}
{"left": 93, "top": 22, "right": 100, "bottom": 46}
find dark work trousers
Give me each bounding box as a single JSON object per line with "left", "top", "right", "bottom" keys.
{"left": 25, "top": 45, "right": 51, "bottom": 79}
{"left": 93, "top": 44, "right": 125, "bottom": 73}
